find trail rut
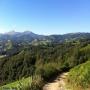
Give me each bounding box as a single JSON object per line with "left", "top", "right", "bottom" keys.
{"left": 43, "top": 73, "right": 70, "bottom": 90}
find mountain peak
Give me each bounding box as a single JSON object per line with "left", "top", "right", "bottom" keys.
{"left": 23, "top": 31, "right": 33, "bottom": 34}
{"left": 5, "top": 30, "right": 19, "bottom": 35}
{"left": 4, "top": 30, "right": 36, "bottom": 36}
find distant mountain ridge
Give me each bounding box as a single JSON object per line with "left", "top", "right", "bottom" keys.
{"left": 0, "top": 31, "right": 90, "bottom": 44}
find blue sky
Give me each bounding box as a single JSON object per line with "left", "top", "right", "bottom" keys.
{"left": 0, "top": 0, "right": 90, "bottom": 35}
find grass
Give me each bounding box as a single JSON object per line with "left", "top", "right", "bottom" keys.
{"left": 0, "top": 55, "right": 6, "bottom": 59}
{"left": 68, "top": 60, "right": 90, "bottom": 90}
{"left": 0, "top": 75, "right": 44, "bottom": 90}
{"left": 0, "top": 77, "right": 32, "bottom": 90}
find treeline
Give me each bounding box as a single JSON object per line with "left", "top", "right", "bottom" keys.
{"left": 0, "top": 39, "right": 90, "bottom": 88}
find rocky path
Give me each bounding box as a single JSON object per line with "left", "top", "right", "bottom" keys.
{"left": 43, "top": 73, "right": 70, "bottom": 90}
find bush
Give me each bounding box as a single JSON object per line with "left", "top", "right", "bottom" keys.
{"left": 29, "top": 75, "right": 44, "bottom": 90}
{"left": 42, "top": 63, "right": 58, "bottom": 80}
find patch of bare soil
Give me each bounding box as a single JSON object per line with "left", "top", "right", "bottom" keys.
{"left": 43, "top": 73, "right": 70, "bottom": 90}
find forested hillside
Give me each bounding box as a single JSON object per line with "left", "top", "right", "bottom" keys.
{"left": 0, "top": 38, "right": 90, "bottom": 90}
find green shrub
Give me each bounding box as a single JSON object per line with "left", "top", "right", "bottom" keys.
{"left": 42, "top": 63, "right": 58, "bottom": 80}
{"left": 29, "top": 75, "right": 44, "bottom": 90}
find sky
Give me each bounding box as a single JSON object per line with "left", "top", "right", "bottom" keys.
{"left": 0, "top": 0, "right": 90, "bottom": 35}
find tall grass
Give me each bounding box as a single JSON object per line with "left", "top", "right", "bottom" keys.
{"left": 68, "top": 60, "right": 90, "bottom": 89}
{"left": 0, "top": 75, "right": 44, "bottom": 90}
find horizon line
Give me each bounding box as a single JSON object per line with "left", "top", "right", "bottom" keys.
{"left": 0, "top": 30, "right": 90, "bottom": 36}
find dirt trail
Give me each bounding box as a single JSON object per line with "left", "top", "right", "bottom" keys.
{"left": 43, "top": 73, "right": 70, "bottom": 90}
